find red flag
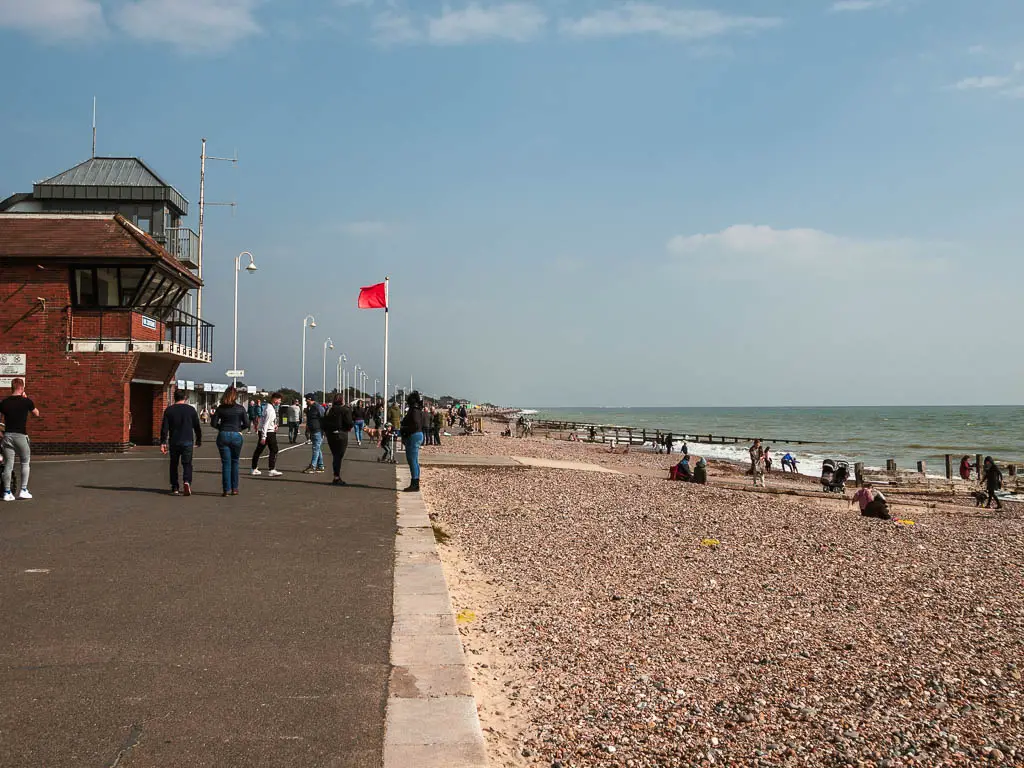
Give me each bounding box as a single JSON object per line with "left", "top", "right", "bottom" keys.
{"left": 358, "top": 282, "right": 387, "bottom": 309}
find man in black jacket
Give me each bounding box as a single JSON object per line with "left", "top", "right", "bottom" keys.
{"left": 160, "top": 390, "right": 202, "bottom": 496}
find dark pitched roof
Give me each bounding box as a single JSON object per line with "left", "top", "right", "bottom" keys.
{"left": 0, "top": 192, "right": 32, "bottom": 211}
{"left": 0, "top": 213, "right": 201, "bottom": 287}
{"left": 38, "top": 157, "right": 169, "bottom": 188}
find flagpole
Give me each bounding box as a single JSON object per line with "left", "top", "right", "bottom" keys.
{"left": 383, "top": 276, "right": 390, "bottom": 411}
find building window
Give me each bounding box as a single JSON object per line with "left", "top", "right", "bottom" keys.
{"left": 96, "top": 267, "right": 119, "bottom": 307}
{"left": 74, "top": 268, "right": 97, "bottom": 306}
{"left": 120, "top": 267, "right": 146, "bottom": 306}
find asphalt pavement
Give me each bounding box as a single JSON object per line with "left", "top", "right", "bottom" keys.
{"left": 0, "top": 428, "right": 395, "bottom": 767}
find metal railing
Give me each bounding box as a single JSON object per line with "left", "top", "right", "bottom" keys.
{"left": 165, "top": 307, "right": 214, "bottom": 358}
{"left": 165, "top": 227, "right": 200, "bottom": 269}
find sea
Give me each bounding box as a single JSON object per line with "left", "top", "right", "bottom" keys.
{"left": 530, "top": 406, "right": 1024, "bottom": 476}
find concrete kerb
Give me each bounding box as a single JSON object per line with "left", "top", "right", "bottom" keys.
{"left": 384, "top": 464, "right": 488, "bottom": 767}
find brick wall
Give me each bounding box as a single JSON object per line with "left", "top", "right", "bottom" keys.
{"left": 0, "top": 262, "right": 182, "bottom": 452}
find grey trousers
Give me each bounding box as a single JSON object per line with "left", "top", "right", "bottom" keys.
{"left": 2, "top": 433, "right": 31, "bottom": 492}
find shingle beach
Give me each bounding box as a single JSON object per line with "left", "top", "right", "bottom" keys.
{"left": 422, "top": 429, "right": 1024, "bottom": 768}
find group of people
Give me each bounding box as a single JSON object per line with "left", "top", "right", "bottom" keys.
{"left": 156, "top": 386, "right": 442, "bottom": 497}
{"left": 669, "top": 453, "right": 708, "bottom": 484}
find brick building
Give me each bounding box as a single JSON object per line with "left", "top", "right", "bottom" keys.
{"left": 0, "top": 213, "right": 210, "bottom": 452}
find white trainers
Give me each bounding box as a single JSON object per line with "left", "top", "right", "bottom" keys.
{"left": 18, "top": 489, "right": 32, "bottom": 500}
{"left": 268, "top": 469, "right": 283, "bottom": 477}
{"left": 2, "top": 492, "right": 14, "bottom": 502}
{"left": 251, "top": 468, "right": 262, "bottom": 476}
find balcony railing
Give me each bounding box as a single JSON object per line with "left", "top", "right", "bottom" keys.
{"left": 165, "top": 227, "right": 200, "bottom": 269}
{"left": 66, "top": 307, "right": 214, "bottom": 363}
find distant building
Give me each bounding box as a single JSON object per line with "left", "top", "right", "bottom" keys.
{"left": 0, "top": 155, "right": 211, "bottom": 452}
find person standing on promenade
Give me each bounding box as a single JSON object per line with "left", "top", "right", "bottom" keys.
{"left": 401, "top": 391, "right": 426, "bottom": 493}
{"left": 323, "top": 396, "right": 354, "bottom": 485}
{"left": 1, "top": 378, "right": 39, "bottom": 502}
{"left": 211, "top": 387, "right": 249, "bottom": 497}
{"left": 251, "top": 393, "right": 283, "bottom": 477}
{"left": 352, "top": 401, "right": 366, "bottom": 447}
{"left": 302, "top": 394, "right": 326, "bottom": 474}
{"left": 247, "top": 398, "right": 260, "bottom": 434}
{"left": 982, "top": 457, "right": 1004, "bottom": 510}
{"left": 432, "top": 408, "right": 443, "bottom": 446}
{"left": 160, "top": 389, "right": 202, "bottom": 496}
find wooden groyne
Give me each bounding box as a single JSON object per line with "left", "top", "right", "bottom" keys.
{"left": 528, "top": 419, "right": 811, "bottom": 447}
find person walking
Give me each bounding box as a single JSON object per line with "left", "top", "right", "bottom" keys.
{"left": 211, "top": 386, "right": 249, "bottom": 497}
{"left": 352, "top": 401, "right": 366, "bottom": 446}
{"left": 982, "top": 456, "right": 1004, "bottom": 510}
{"left": 247, "top": 398, "right": 260, "bottom": 434}
{"left": 251, "top": 392, "right": 283, "bottom": 477}
{"left": 457, "top": 403, "right": 468, "bottom": 430}
{"left": 1, "top": 378, "right": 39, "bottom": 501}
{"left": 665, "top": 433, "right": 674, "bottom": 455}
{"left": 749, "top": 439, "right": 766, "bottom": 487}
{"left": 401, "top": 391, "right": 426, "bottom": 493}
{"left": 288, "top": 400, "right": 302, "bottom": 444}
{"left": 303, "top": 393, "right": 326, "bottom": 474}
{"left": 323, "top": 396, "right": 355, "bottom": 485}
{"left": 160, "top": 389, "right": 202, "bottom": 496}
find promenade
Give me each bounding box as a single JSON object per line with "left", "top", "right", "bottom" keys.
{"left": 0, "top": 433, "right": 396, "bottom": 767}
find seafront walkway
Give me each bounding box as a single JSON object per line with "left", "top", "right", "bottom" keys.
{"left": 0, "top": 433, "right": 486, "bottom": 767}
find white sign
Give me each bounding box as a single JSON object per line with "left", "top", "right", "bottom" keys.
{"left": 141, "top": 316, "right": 157, "bottom": 330}
{"left": 0, "top": 353, "right": 26, "bottom": 376}
{"left": 0, "top": 377, "right": 25, "bottom": 388}
{"left": 225, "top": 369, "right": 245, "bottom": 378}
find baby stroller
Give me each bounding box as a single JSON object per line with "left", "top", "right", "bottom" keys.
{"left": 821, "top": 459, "right": 849, "bottom": 493}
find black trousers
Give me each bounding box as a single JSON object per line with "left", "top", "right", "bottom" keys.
{"left": 327, "top": 431, "right": 348, "bottom": 478}
{"left": 251, "top": 432, "right": 279, "bottom": 470}
{"left": 432, "top": 427, "right": 441, "bottom": 445}
{"left": 987, "top": 488, "right": 1003, "bottom": 508}
{"left": 169, "top": 443, "right": 194, "bottom": 488}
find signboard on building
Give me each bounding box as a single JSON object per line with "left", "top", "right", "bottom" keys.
{"left": 0, "top": 353, "right": 27, "bottom": 376}
{"left": 0, "top": 377, "right": 25, "bottom": 388}
{"left": 141, "top": 316, "right": 157, "bottom": 330}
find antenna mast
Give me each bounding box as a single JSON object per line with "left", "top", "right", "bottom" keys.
{"left": 195, "top": 138, "right": 238, "bottom": 320}
{"left": 91, "top": 97, "right": 96, "bottom": 158}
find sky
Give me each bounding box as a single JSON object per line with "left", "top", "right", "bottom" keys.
{"left": 0, "top": 0, "right": 1022, "bottom": 407}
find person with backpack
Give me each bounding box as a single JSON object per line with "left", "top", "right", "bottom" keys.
{"left": 982, "top": 456, "right": 1004, "bottom": 510}
{"left": 322, "top": 396, "right": 354, "bottom": 485}
{"left": 303, "top": 393, "right": 326, "bottom": 474}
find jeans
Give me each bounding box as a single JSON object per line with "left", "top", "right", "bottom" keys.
{"left": 2, "top": 433, "right": 30, "bottom": 492}
{"left": 327, "top": 431, "right": 349, "bottom": 478}
{"left": 310, "top": 430, "right": 324, "bottom": 469}
{"left": 289, "top": 423, "right": 300, "bottom": 444}
{"left": 252, "top": 432, "right": 279, "bottom": 470}
{"left": 354, "top": 420, "right": 365, "bottom": 442}
{"left": 216, "top": 431, "right": 244, "bottom": 493}
{"left": 404, "top": 431, "right": 424, "bottom": 480}
{"left": 169, "top": 443, "right": 194, "bottom": 489}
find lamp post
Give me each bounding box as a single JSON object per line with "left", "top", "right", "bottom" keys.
{"left": 353, "top": 365, "right": 361, "bottom": 400}
{"left": 301, "top": 314, "right": 316, "bottom": 399}
{"left": 337, "top": 353, "right": 347, "bottom": 395}
{"left": 374, "top": 378, "right": 379, "bottom": 399}
{"left": 232, "top": 251, "right": 257, "bottom": 388}
{"left": 321, "top": 338, "right": 334, "bottom": 402}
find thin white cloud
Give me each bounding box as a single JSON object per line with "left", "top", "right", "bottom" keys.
{"left": 339, "top": 220, "right": 392, "bottom": 237}
{"left": 0, "top": 0, "right": 105, "bottom": 41}
{"left": 372, "top": 10, "right": 422, "bottom": 44}
{"left": 561, "top": 3, "right": 779, "bottom": 41}
{"left": 667, "top": 224, "right": 944, "bottom": 274}
{"left": 428, "top": 2, "right": 546, "bottom": 44}
{"left": 830, "top": 0, "right": 891, "bottom": 12}
{"left": 952, "top": 75, "right": 1012, "bottom": 90}
{"left": 113, "top": 0, "right": 262, "bottom": 53}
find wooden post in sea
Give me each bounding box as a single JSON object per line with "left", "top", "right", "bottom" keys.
{"left": 642, "top": 428, "right": 647, "bottom": 445}
{"left": 854, "top": 462, "right": 864, "bottom": 486}
{"left": 945, "top": 454, "right": 952, "bottom": 480}
{"left": 886, "top": 459, "right": 896, "bottom": 473}
{"left": 917, "top": 460, "right": 926, "bottom": 475}
{"left": 1009, "top": 464, "right": 1017, "bottom": 477}
{"left": 976, "top": 453, "right": 984, "bottom": 481}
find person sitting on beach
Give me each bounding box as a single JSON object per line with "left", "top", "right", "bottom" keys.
{"left": 781, "top": 453, "right": 798, "bottom": 473}
{"left": 851, "top": 483, "right": 891, "bottom": 520}
{"left": 693, "top": 456, "right": 708, "bottom": 485}
{"left": 669, "top": 454, "right": 693, "bottom": 482}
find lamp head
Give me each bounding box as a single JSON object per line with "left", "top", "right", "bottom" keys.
{"left": 309, "top": 319, "right": 317, "bottom": 328}
{"left": 245, "top": 261, "right": 258, "bottom": 273}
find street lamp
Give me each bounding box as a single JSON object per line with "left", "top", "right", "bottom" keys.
{"left": 337, "top": 353, "right": 347, "bottom": 394}
{"left": 232, "top": 251, "right": 257, "bottom": 388}
{"left": 374, "top": 378, "right": 379, "bottom": 399}
{"left": 353, "top": 364, "right": 361, "bottom": 400}
{"left": 301, "top": 314, "right": 316, "bottom": 399}
{"left": 321, "top": 337, "right": 334, "bottom": 402}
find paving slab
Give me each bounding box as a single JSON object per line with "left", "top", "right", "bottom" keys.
{"left": 0, "top": 430, "right": 395, "bottom": 768}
